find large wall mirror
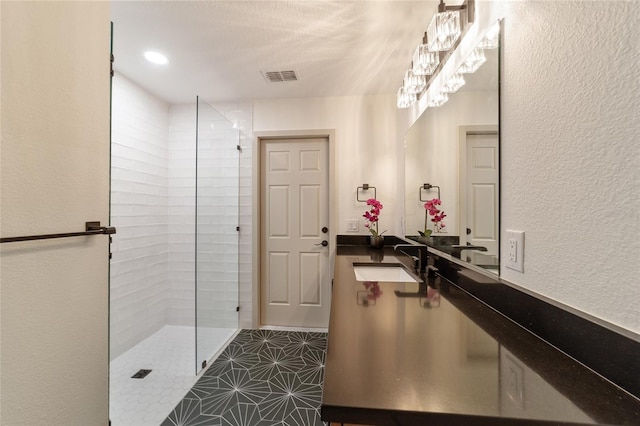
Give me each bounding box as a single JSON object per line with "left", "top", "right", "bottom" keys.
{"left": 404, "top": 21, "right": 501, "bottom": 275}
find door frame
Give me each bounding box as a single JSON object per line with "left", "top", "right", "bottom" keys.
{"left": 252, "top": 129, "right": 336, "bottom": 328}
{"left": 458, "top": 125, "right": 499, "bottom": 247}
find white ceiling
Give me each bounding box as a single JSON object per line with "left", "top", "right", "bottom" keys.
{"left": 110, "top": 0, "right": 438, "bottom": 104}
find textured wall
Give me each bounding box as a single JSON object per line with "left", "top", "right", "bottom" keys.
{"left": 110, "top": 74, "right": 170, "bottom": 359}
{"left": 0, "top": 2, "right": 111, "bottom": 424}
{"left": 498, "top": 1, "right": 640, "bottom": 333}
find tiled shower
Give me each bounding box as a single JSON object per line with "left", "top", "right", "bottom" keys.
{"left": 109, "top": 73, "right": 253, "bottom": 425}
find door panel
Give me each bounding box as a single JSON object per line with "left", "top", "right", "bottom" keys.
{"left": 300, "top": 185, "right": 321, "bottom": 237}
{"left": 261, "top": 137, "right": 330, "bottom": 327}
{"left": 269, "top": 186, "right": 290, "bottom": 236}
{"left": 466, "top": 133, "right": 499, "bottom": 255}
{"left": 300, "top": 252, "right": 321, "bottom": 305}
{"left": 268, "top": 252, "right": 289, "bottom": 303}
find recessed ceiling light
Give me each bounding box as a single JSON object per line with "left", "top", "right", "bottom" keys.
{"left": 144, "top": 51, "right": 169, "bottom": 65}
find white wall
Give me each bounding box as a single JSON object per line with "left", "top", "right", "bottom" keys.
{"left": 407, "top": 1, "right": 640, "bottom": 335}
{"left": 110, "top": 74, "right": 170, "bottom": 359}
{"left": 254, "top": 95, "right": 402, "bottom": 236}
{"left": 0, "top": 2, "right": 111, "bottom": 425}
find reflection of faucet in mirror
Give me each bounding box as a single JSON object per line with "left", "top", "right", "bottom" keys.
{"left": 450, "top": 244, "right": 487, "bottom": 257}
{"left": 393, "top": 244, "right": 426, "bottom": 274}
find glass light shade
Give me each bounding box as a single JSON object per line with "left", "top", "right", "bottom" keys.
{"left": 397, "top": 86, "right": 416, "bottom": 109}
{"left": 442, "top": 73, "right": 465, "bottom": 93}
{"left": 412, "top": 44, "right": 440, "bottom": 76}
{"left": 404, "top": 69, "right": 427, "bottom": 95}
{"left": 427, "top": 10, "right": 461, "bottom": 52}
{"left": 458, "top": 48, "right": 486, "bottom": 73}
{"left": 428, "top": 92, "right": 448, "bottom": 107}
{"left": 478, "top": 22, "right": 500, "bottom": 49}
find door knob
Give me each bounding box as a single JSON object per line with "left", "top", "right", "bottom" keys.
{"left": 322, "top": 227, "right": 328, "bottom": 233}
{"left": 315, "top": 240, "right": 328, "bottom": 247}
{"left": 466, "top": 228, "right": 472, "bottom": 235}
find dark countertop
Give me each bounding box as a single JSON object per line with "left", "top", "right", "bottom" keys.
{"left": 321, "top": 244, "right": 640, "bottom": 425}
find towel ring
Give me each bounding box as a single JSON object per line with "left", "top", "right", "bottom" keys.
{"left": 357, "top": 184, "right": 377, "bottom": 202}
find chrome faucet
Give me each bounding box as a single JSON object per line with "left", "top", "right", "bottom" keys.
{"left": 393, "top": 244, "right": 426, "bottom": 274}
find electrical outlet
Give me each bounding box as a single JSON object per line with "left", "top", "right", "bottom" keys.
{"left": 346, "top": 219, "right": 359, "bottom": 232}
{"left": 505, "top": 230, "right": 525, "bottom": 272}
{"left": 508, "top": 239, "right": 517, "bottom": 262}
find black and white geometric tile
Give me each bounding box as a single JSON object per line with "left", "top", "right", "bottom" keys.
{"left": 162, "top": 329, "right": 327, "bottom": 426}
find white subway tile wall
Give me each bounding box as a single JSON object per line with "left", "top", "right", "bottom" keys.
{"left": 167, "top": 104, "right": 197, "bottom": 327}
{"left": 110, "top": 74, "right": 170, "bottom": 359}
{"left": 110, "top": 80, "right": 254, "bottom": 360}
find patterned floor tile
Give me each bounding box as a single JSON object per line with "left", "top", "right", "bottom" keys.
{"left": 162, "top": 329, "right": 327, "bottom": 426}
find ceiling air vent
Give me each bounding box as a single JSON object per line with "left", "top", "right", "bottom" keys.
{"left": 262, "top": 70, "right": 298, "bottom": 83}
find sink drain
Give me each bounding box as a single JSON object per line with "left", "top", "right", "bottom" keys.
{"left": 131, "top": 369, "right": 152, "bottom": 379}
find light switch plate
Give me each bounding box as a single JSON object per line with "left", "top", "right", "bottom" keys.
{"left": 505, "top": 230, "right": 525, "bottom": 272}
{"left": 346, "top": 219, "right": 359, "bottom": 232}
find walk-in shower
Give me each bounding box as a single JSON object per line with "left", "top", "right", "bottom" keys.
{"left": 195, "top": 96, "right": 241, "bottom": 372}
{"left": 109, "top": 77, "right": 246, "bottom": 425}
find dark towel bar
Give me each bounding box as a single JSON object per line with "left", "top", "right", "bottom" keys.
{"left": 0, "top": 221, "right": 116, "bottom": 244}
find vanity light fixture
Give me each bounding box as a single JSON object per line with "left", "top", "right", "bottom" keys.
{"left": 478, "top": 21, "right": 501, "bottom": 50}
{"left": 397, "top": 86, "right": 416, "bottom": 109}
{"left": 143, "top": 51, "right": 169, "bottom": 65}
{"left": 442, "top": 73, "right": 465, "bottom": 93}
{"left": 458, "top": 47, "right": 486, "bottom": 73}
{"left": 396, "top": 0, "right": 475, "bottom": 109}
{"left": 412, "top": 33, "right": 440, "bottom": 76}
{"left": 427, "top": 2, "right": 462, "bottom": 52}
{"left": 404, "top": 66, "right": 427, "bottom": 95}
{"left": 427, "top": 92, "right": 449, "bottom": 108}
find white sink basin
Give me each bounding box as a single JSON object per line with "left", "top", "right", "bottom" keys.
{"left": 353, "top": 265, "right": 418, "bottom": 283}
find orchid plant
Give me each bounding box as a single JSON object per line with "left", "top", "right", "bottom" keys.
{"left": 418, "top": 198, "right": 446, "bottom": 237}
{"left": 363, "top": 198, "right": 385, "bottom": 237}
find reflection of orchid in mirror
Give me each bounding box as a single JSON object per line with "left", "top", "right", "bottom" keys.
{"left": 418, "top": 198, "right": 446, "bottom": 237}
{"left": 363, "top": 198, "right": 386, "bottom": 237}
{"left": 363, "top": 281, "right": 382, "bottom": 300}
{"left": 427, "top": 287, "right": 440, "bottom": 305}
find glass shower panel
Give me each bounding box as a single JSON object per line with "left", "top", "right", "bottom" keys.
{"left": 195, "top": 97, "right": 239, "bottom": 374}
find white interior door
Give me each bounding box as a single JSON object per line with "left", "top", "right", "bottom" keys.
{"left": 464, "top": 131, "right": 499, "bottom": 255}
{"left": 260, "top": 137, "right": 330, "bottom": 327}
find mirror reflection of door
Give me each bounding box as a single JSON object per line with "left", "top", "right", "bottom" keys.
{"left": 459, "top": 127, "right": 499, "bottom": 258}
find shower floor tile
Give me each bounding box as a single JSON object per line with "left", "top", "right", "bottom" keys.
{"left": 110, "top": 325, "right": 237, "bottom": 426}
